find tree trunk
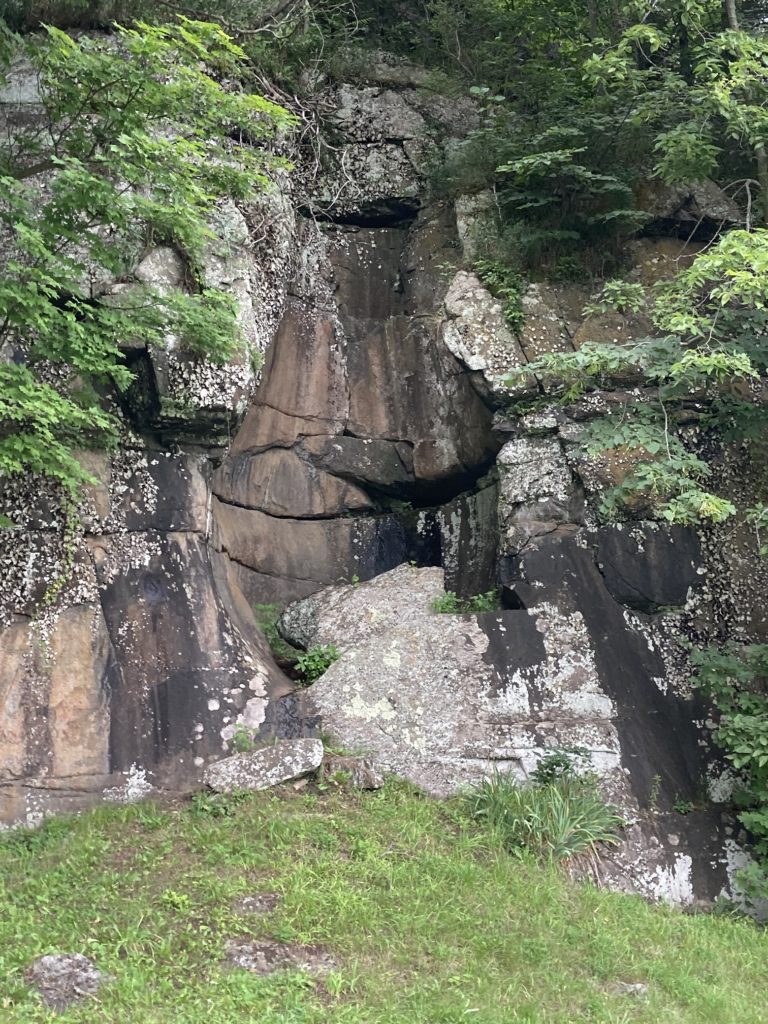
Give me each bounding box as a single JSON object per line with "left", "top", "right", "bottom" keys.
{"left": 587, "top": 0, "right": 598, "bottom": 39}
{"left": 723, "top": 0, "right": 768, "bottom": 223}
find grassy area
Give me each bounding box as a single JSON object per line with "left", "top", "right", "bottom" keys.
{"left": 1, "top": 780, "right": 767, "bottom": 1023}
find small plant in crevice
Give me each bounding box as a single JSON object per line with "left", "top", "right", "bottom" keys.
{"left": 647, "top": 773, "right": 663, "bottom": 812}
{"left": 252, "top": 602, "right": 299, "bottom": 664}
{"left": 295, "top": 644, "right": 340, "bottom": 685}
{"left": 474, "top": 258, "right": 526, "bottom": 331}
{"left": 583, "top": 278, "right": 645, "bottom": 318}
{"left": 432, "top": 589, "right": 500, "bottom": 614}
{"left": 232, "top": 724, "right": 260, "bottom": 753}
{"left": 530, "top": 747, "right": 592, "bottom": 786}
{"left": 464, "top": 753, "right": 623, "bottom": 864}
{"left": 673, "top": 799, "right": 695, "bottom": 815}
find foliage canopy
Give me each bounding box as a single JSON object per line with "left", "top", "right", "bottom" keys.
{"left": 0, "top": 17, "right": 292, "bottom": 495}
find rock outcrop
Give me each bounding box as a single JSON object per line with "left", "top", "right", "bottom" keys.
{"left": 0, "top": 53, "right": 761, "bottom": 916}
{"left": 0, "top": 71, "right": 501, "bottom": 824}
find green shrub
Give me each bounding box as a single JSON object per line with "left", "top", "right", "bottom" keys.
{"left": 295, "top": 644, "right": 340, "bottom": 684}
{"left": 465, "top": 771, "right": 623, "bottom": 863}
{"left": 432, "top": 590, "right": 500, "bottom": 614}
{"left": 474, "top": 258, "right": 526, "bottom": 330}
{"left": 530, "top": 747, "right": 592, "bottom": 786}
{"left": 692, "top": 643, "right": 768, "bottom": 901}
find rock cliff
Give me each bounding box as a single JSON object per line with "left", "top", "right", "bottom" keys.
{"left": 1, "top": 55, "right": 762, "bottom": 906}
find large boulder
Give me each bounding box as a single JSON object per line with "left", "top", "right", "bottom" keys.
{"left": 636, "top": 178, "right": 743, "bottom": 238}
{"left": 280, "top": 562, "right": 734, "bottom": 905}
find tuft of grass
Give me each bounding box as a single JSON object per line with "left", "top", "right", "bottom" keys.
{"left": 0, "top": 783, "right": 767, "bottom": 1022}
{"left": 465, "top": 772, "right": 624, "bottom": 863}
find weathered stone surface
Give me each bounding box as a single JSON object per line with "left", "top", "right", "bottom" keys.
{"left": 344, "top": 316, "right": 496, "bottom": 484}
{"left": 97, "top": 531, "right": 281, "bottom": 784}
{"left": 292, "top": 565, "right": 619, "bottom": 795}
{"left": 625, "top": 237, "right": 707, "bottom": 287}
{"left": 517, "top": 283, "right": 582, "bottom": 362}
{"left": 313, "top": 142, "right": 422, "bottom": 211}
{"left": 455, "top": 192, "right": 498, "bottom": 263}
{"left": 0, "top": 429, "right": 298, "bottom": 826}
{"left": 204, "top": 738, "right": 324, "bottom": 793}
{"left": 595, "top": 523, "right": 701, "bottom": 612}
{"left": 212, "top": 204, "right": 498, "bottom": 607}
{"left": 214, "top": 448, "right": 373, "bottom": 518}
{"left": 330, "top": 85, "right": 428, "bottom": 142}
{"left": 309, "top": 79, "right": 477, "bottom": 216}
{"left": 571, "top": 308, "right": 655, "bottom": 349}
{"left": 442, "top": 271, "right": 529, "bottom": 400}
{"left": 636, "top": 178, "right": 743, "bottom": 237}
{"left": 25, "top": 954, "right": 111, "bottom": 1012}
{"left": 326, "top": 225, "right": 406, "bottom": 320}
{"left": 0, "top": 605, "right": 114, "bottom": 826}
{"left": 437, "top": 480, "right": 499, "bottom": 597}
{"left": 115, "top": 197, "right": 289, "bottom": 439}
{"left": 213, "top": 498, "right": 417, "bottom": 600}
{"left": 228, "top": 301, "right": 348, "bottom": 452}
{"left": 301, "top": 435, "right": 415, "bottom": 490}
{"left": 401, "top": 204, "right": 461, "bottom": 314}
{"left": 286, "top": 563, "right": 728, "bottom": 904}
{"left": 134, "top": 246, "right": 186, "bottom": 291}
{"left": 497, "top": 437, "right": 578, "bottom": 557}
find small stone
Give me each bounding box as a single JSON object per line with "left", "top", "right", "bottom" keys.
{"left": 25, "top": 953, "right": 112, "bottom": 1012}
{"left": 224, "top": 939, "right": 337, "bottom": 977}
{"left": 233, "top": 892, "right": 282, "bottom": 915}
{"left": 609, "top": 981, "right": 649, "bottom": 998}
{"left": 203, "top": 738, "right": 324, "bottom": 794}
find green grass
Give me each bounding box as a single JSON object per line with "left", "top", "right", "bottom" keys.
{"left": 465, "top": 772, "right": 625, "bottom": 862}
{"left": 1, "top": 781, "right": 768, "bottom": 1022}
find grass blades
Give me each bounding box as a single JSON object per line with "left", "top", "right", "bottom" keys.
{"left": 0, "top": 781, "right": 767, "bottom": 1022}
{"left": 465, "top": 772, "right": 624, "bottom": 862}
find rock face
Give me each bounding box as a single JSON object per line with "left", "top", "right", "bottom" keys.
{"left": 211, "top": 208, "right": 499, "bottom": 606}
{"left": 0, "top": 457, "right": 290, "bottom": 825}
{"left": 0, "top": 52, "right": 760, "bottom": 919}
{"left": 282, "top": 563, "right": 730, "bottom": 905}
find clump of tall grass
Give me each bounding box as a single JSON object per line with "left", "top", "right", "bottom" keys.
{"left": 465, "top": 753, "right": 624, "bottom": 864}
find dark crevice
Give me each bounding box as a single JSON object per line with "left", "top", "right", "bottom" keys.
{"left": 114, "top": 348, "right": 161, "bottom": 430}
{"left": 213, "top": 493, "right": 373, "bottom": 522}
{"left": 500, "top": 586, "right": 528, "bottom": 610}
{"left": 299, "top": 198, "right": 420, "bottom": 228}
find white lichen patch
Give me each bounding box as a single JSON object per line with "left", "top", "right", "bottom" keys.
{"left": 103, "top": 765, "right": 154, "bottom": 804}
